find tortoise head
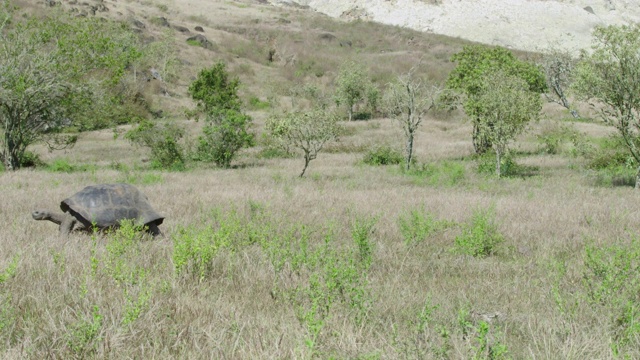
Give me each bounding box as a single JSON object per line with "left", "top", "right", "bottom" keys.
{"left": 32, "top": 209, "right": 52, "bottom": 221}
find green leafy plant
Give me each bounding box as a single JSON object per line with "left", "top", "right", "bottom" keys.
{"left": 0, "top": 255, "right": 18, "bottom": 284}
{"left": 572, "top": 24, "right": 640, "bottom": 189}
{"left": 583, "top": 239, "right": 640, "bottom": 351}
{"left": 173, "top": 209, "right": 254, "bottom": 280}
{"left": 445, "top": 45, "right": 546, "bottom": 154}
{"left": 363, "top": 145, "right": 404, "bottom": 166}
{"left": 536, "top": 122, "right": 578, "bottom": 155}
{"left": 67, "top": 305, "right": 103, "bottom": 357}
{"left": 473, "top": 70, "right": 542, "bottom": 176}
{"left": 334, "top": 60, "right": 377, "bottom": 121}
{"left": 266, "top": 108, "right": 340, "bottom": 177}
{"left": 188, "top": 62, "right": 242, "bottom": 116}
{"left": 398, "top": 208, "right": 454, "bottom": 246}
{"left": 46, "top": 158, "right": 94, "bottom": 173}
{"left": 407, "top": 161, "right": 466, "bottom": 186}
{"left": 125, "top": 120, "right": 186, "bottom": 171}
{"left": 454, "top": 207, "right": 504, "bottom": 257}
{"left": 471, "top": 321, "right": 510, "bottom": 360}
{"left": 188, "top": 62, "right": 254, "bottom": 168}
{"left": 351, "top": 215, "right": 378, "bottom": 270}
{"left": 193, "top": 109, "right": 255, "bottom": 168}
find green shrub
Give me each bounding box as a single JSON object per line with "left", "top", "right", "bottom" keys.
{"left": 193, "top": 110, "right": 254, "bottom": 168}
{"left": 591, "top": 165, "right": 636, "bottom": 188}
{"left": 407, "top": 161, "right": 466, "bottom": 186}
{"left": 453, "top": 207, "right": 504, "bottom": 257}
{"left": 586, "top": 135, "right": 635, "bottom": 170}
{"left": 67, "top": 305, "right": 103, "bottom": 357}
{"left": 583, "top": 239, "right": 640, "bottom": 351}
{"left": 351, "top": 215, "right": 378, "bottom": 269}
{"left": 248, "top": 96, "right": 270, "bottom": 110}
{"left": 536, "top": 122, "right": 577, "bottom": 154}
{"left": 125, "top": 120, "right": 186, "bottom": 171}
{"left": 476, "top": 153, "right": 536, "bottom": 178}
{"left": 173, "top": 209, "right": 255, "bottom": 280}
{"left": 398, "top": 208, "right": 454, "bottom": 246}
{"left": 20, "top": 151, "right": 45, "bottom": 168}
{"left": 46, "top": 158, "right": 97, "bottom": 173}
{"left": 363, "top": 145, "right": 404, "bottom": 166}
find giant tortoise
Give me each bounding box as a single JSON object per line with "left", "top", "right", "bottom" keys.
{"left": 32, "top": 183, "right": 164, "bottom": 236}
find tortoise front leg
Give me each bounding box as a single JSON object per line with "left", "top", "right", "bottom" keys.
{"left": 59, "top": 217, "right": 77, "bottom": 235}
{"left": 147, "top": 223, "right": 163, "bottom": 237}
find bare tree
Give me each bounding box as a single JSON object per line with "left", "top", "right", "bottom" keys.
{"left": 383, "top": 70, "right": 441, "bottom": 170}
{"left": 541, "top": 47, "right": 579, "bottom": 118}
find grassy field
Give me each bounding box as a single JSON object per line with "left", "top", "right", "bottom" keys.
{"left": 2, "top": 0, "right": 640, "bottom": 359}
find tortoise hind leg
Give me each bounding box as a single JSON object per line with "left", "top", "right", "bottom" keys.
{"left": 59, "top": 217, "right": 78, "bottom": 235}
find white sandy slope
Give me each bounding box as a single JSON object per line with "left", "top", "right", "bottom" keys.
{"left": 268, "top": 0, "right": 640, "bottom": 52}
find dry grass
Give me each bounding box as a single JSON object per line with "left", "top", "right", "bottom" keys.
{"left": 3, "top": 113, "right": 640, "bottom": 358}
{"left": 2, "top": 0, "right": 640, "bottom": 359}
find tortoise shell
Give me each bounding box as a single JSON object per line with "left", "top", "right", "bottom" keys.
{"left": 60, "top": 183, "right": 164, "bottom": 229}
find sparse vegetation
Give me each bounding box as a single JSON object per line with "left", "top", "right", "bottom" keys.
{"left": 3, "top": 0, "right": 640, "bottom": 358}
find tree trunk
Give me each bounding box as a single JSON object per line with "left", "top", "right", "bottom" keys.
{"left": 406, "top": 133, "right": 414, "bottom": 171}
{"left": 495, "top": 149, "right": 502, "bottom": 177}
{"left": 300, "top": 152, "right": 311, "bottom": 177}
{"left": 3, "top": 132, "right": 19, "bottom": 171}
{"left": 473, "top": 121, "right": 491, "bottom": 154}
{"left": 635, "top": 165, "right": 640, "bottom": 190}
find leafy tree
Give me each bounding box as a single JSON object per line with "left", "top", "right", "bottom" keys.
{"left": 44, "top": 11, "right": 146, "bottom": 130}
{"left": 540, "top": 47, "right": 579, "bottom": 118}
{"left": 0, "top": 4, "right": 149, "bottom": 170}
{"left": 194, "top": 109, "right": 255, "bottom": 168}
{"left": 188, "top": 62, "right": 241, "bottom": 116}
{"left": 383, "top": 71, "right": 441, "bottom": 170}
{"left": 334, "top": 61, "right": 375, "bottom": 121}
{"left": 573, "top": 24, "right": 640, "bottom": 188}
{"left": 188, "top": 62, "right": 254, "bottom": 168}
{"left": 266, "top": 108, "right": 339, "bottom": 177}
{"left": 445, "top": 45, "right": 546, "bottom": 154}
{"left": 475, "top": 71, "right": 542, "bottom": 176}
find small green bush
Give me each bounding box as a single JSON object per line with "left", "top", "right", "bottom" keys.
{"left": 536, "top": 122, "right": 577, "bottom": 154}
{"left": 407, "top": 161, "right": 466, "bottom": 186}
{"left": 248, "top": 96, "right": 270, "bottom": 110}
{"left": 398, "top": 208, "right": 454, "bottom": 246}
{"left": 586, "top": 135, "right": 635, "bottom": 170}
{"left": 46, "top": 158, "right": 97, "bottom": 173}
{"left": 66, "top": 305, "right": 103, "bottom": 357}
{"left": 453, "top": 207, "right": 504, "bottom": 257}
{"left": 583, "top": 239, "right": 640, "bottom": 351}
{"left": 193, "top": 110, "right": 255, "bottom": 168}
{"left": 591, "top": 165, "right": 636, "bottom": 188}
{"left": 173, "top": 209, "right": 255, "bottom": 280}
{"left": 125, "top": 120, "right": 186, "bottom": 171}
{"left": 363, "top": 145, "right": 403, "bottom": 166}
{"left": 476, "top": 153, "right": 536, "bottom": 178}
{"left": 351, "top": 215, "right": 378, "bottom": 269}
{"left": 20, "top": 151, "right": 45, "bottom": 168}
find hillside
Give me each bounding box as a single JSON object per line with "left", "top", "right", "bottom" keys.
{"left": 270, "top": 0, "right": 640, "bottom": 52}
